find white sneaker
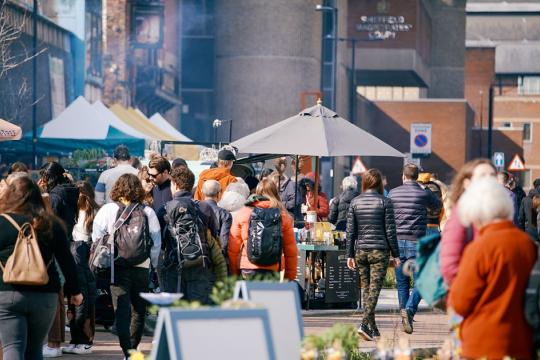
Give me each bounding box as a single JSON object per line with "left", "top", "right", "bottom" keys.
{"left": 63, "top": 344, "right": 92, "bottom": 355}
{"left": 43, "top": 346, "right": 63, "bottom": 358}
{"left": 61, "top": 344, "right": 76, "bottom": 354}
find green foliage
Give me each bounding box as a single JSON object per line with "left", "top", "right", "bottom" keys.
{"left": 210, "top": 276, "right": 239, "bottom": 305}
{"left": 382, "top": 268, "right": 396, "bottom": 288}
{"left": 302, "top": 323, "right": 370, "bottom": 359}
{"left": 61, "top": 148, "right": 105, "bottom": 169}
{"left": 210, "top": 274, "right": 280, "bottom": 305}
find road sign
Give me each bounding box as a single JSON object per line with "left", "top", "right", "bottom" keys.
{"left": 403, "top": 152, "right": 421, "bottom": 168}
{"left": 493, "top": 152, "right": 505, "bottom": 168}
{"left": 508, "top": 154, "right": 526, "bottom": 171}
{"left": 351, "top": 157, "right": 367, "bottom": 175}
{"left": 410, "top": 123, "right": 432, "bottom": 156}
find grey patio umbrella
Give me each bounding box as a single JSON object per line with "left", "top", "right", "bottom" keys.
{"left": 232, "top": 101, "right": 403, "bottom": 223}
{"left": 231, "top": 102, "right": 404, "bottom": 157}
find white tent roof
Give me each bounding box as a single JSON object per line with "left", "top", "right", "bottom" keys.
{"left": 149, "top": 113, "right": 192, "bottom": 142}
{"left": 92, "top": 100, "right": 150, "bottom": 139}
{"left": 41, "top": 97, "right": 110, "bottom": 139}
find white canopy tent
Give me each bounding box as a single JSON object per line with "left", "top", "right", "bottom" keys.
{"left": 149, "top": 113, "right": 192, "bottom": 142}
{"left": 92, "top": 100, "right": 150, "bottom": 139}
{"left": 41, "top": 97, "right": 112, "bottom": 139}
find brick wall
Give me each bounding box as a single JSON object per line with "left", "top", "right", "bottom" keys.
{"left": 355, "top": 98, "right": 474, "bottom": 187}
{"left": 102, "top": 0, "right": 129, "bottom": 106}
{"left": 464, "top": 48, "right": 495, "bottom": 127}
{"left": 494, "top": 97, "right": 540, "bottom": 187}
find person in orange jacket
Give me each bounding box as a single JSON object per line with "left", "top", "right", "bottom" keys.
{"left": 228, "top": 179, "right": 298, "bottom": 280}
{"left": 450, "top": 177, "right": 537, "bottom": 360}
{"left": 194, "top": 149, "right": 237, "bottom": 201}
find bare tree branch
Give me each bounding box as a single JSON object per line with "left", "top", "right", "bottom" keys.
{"left": 0, "top": 1, "right": 45, "bottom": 80}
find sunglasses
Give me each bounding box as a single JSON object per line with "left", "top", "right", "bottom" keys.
{"left": 148, "top": 172, "right": 162, "bottom": 178}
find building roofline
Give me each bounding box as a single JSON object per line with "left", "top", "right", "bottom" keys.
{"left": 374, "top": 98, "right": 468, "bottom": 103}
{"left": 467, "top": 2, "right": 540, "bottom": 14}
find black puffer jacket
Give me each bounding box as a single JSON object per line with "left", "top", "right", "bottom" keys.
{"left": 329, "top": 189, "right": 360, "bottom": 230}
{"left": 346, "top": 190, "right": 399, "bottom": 259}
{"left": 388, "top": 181, "right": 442, "bottom": 241}
{"left": 49, "top": 183, "right": 79, "bottom": 239}
{"left": 520, "top": 188, "right": 540, "bottom": 240}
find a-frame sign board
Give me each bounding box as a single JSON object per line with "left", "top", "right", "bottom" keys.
{"left": 234, "top": 281, "right": 304, "bottom": 360}
{"left": 150, "top": 307, "right": 276, "bottom": 360}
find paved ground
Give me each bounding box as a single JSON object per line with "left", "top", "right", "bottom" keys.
{"left": 60, "top": 290, "right": 450, "bottom": 359}
{"left": 304, "top": 311, "right": 449, "bottom": 351}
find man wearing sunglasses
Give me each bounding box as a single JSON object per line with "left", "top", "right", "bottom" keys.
{"left": 148, "top": 156, "right": 172, "bottom": 215}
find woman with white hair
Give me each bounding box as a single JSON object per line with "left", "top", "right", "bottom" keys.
{"left": 449, "top": 177, "right": 537, "bottom": 359}
{"left": 329, "top": 176, "right": 359, "bottom": 230}
{"left": 218, "top": 182, "right": 250, "bottom": 219}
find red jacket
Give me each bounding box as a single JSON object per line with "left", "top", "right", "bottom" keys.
{"left": 449, "top": 221, "right": 537, "bottom": 360}
{"left": 228, "top": 200, "right": 298, "bottom": 280}
{"left": 305, "top": 191, "right": 330, "bottom": 220}
{"left": 440, "top": 208, "right": 479, "bottom": 285}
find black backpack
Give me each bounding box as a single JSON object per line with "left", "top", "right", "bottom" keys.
{"left": 525, "top": 244, "right": 540, "bottom": 330}
{"left": 114, "top": 203, "right": 152, "bottom": 267}
{"left": 166, "top": 200, "right": 208, "bottom": 269}
{"left": 246, "top": 207, "right": 282, "bottom": 266}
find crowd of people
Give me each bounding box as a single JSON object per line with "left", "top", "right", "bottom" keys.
{"left": 0, "top": 146, "right": 300, "bottom": 359}
{"left": 0, "top": 144, "right": 538, "bottom": 359}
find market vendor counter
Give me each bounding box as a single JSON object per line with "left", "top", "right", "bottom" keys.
{"left": 296, "top": 243, "right": 359, "bottom": 310}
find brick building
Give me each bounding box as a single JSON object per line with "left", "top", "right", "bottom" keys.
{"left": 465, "top": 0, "right": 540, "bottom": 188}
{"left": 331, "top": 0, "right": 472, "bottom": 190}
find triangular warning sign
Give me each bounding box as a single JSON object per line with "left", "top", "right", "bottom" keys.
{"left": 352, "top": 157, "right": 367, "bottom": 175}
{"left": 508, "top": 154, "right": 526, "bottom": 171}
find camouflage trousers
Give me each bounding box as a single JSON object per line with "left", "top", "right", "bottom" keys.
{"left": 356, "top": 249, "right": 390, "bottom": 327}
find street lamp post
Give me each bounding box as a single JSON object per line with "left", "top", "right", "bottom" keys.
{"left": 315, "top": 5, "right": 338, "bottom": 111}
{"left": 325, "top": 37, "right": 381, "bottom": 124}
{"left": 212, "top": 119, "right": 233, "bottom": 145}
{"left": 487, "top": 85, "right": 494, "bottom": 159}
{"left": 316, "top": 4, "right": 338, "bottom": 195}
{"left": 32, "top": 0, "right": 38, "bottom": 169}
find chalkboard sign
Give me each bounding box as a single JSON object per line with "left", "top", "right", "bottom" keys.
{"left": 150, "top": 308, "right": 275, "bottom": 360}
{"left": 296, "top": 250, "right": 307, "bottom": 290}
{"left": 325, "top": 251, "right": 359, "bottom": 303}
{"left": 234, "top": 281, "right": 304, "bottom": 360}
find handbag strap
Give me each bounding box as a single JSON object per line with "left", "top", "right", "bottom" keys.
{"left": 1, "top": 213, "right": 22, "bottom": 232}
{"left": 112, "top": 203, "right": 138, "bottom": 235}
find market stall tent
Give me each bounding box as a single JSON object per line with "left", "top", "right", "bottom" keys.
{"left": 149, "top": 113, "right": 192, "bottom": 141}
{"left": 92, "top": 100, "right": 149, "bottom": 139}
{"left": 1, "top": 97, "right": 145, "bottom": 156}
{"left": 110, "top": 104, "right": 181, "bottom": 141}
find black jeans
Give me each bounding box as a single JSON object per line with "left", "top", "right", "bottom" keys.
{"left": 0, "top": 290, "right": 57, "bottom": 360}
{"left": 110, "top": 267, "right": 149, "bottom": 358}
{"left": 160, "top": 265, "right": 211, "bottom": 304}
{"left": 67, "top": 298, "right": 95, "bottom": 345}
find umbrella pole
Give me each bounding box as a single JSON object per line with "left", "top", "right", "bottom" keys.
{"left": 314, "top": 156, "right": 320, "bottom": 217}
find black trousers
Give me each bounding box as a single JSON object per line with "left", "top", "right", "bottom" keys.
{"left": 67, "top": 297, "right": 95, "bottom": 345}
{"left": 160, "top": 265, "right": 211, "bottom": 304}
{"left": 110, "top": 267, "right": 149, "bottom": 357}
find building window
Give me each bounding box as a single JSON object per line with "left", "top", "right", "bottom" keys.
{"left": 523, "top": 122, "right": 532, "bottom": 141}
{"left": 357, "top": 86, "right": 422, "bottom": 101}
{"left": 518, "top": 76, "right": 540, "bottom": 95}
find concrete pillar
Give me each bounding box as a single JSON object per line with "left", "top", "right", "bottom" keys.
{"left": 215, "top": 0, "right": 322, "bottom": 140}
{"left": 428, "top": 0, "right": 466, "bottom": 99}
